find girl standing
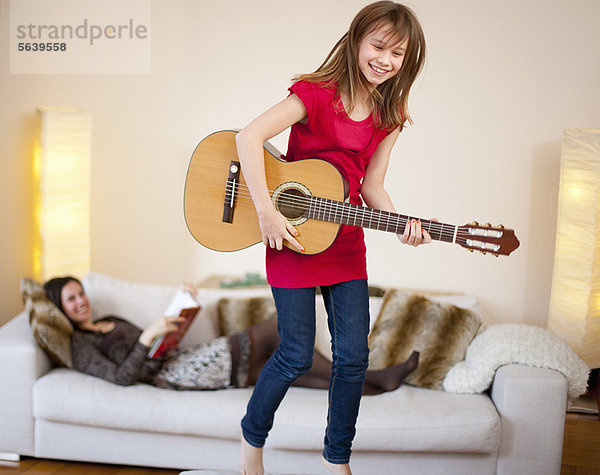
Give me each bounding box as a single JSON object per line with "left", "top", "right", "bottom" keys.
{"left": 236, "top": 2, "right": 428, "bottom": 474}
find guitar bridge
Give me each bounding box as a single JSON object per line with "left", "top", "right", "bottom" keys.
{"left": 223, "top": 161, "right": 240, "bottom": 223}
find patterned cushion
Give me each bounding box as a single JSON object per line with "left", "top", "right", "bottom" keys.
{"left": 217, "top": 296, "right": 276, "bottom": 335}
{"left": 369, "top": 288, "right": 481, "bottom": 390}
{"left": 21, "top": 277, "right": 73, "bottom": 367}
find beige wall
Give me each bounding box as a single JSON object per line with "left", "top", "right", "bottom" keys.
{"left": 1, "top": 0, "right": 599, "bottom": 327}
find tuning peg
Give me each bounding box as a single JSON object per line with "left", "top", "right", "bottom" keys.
{"left": 498, "top": 223, "right": 504, "bottom": 229}
{"left": 471, "top": 220, "right": 479, "bottom": 226}
{"left": 485, "top": 222, "right": 492, "bottom": 227}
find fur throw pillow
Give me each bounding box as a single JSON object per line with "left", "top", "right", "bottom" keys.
{"left": 217, "top": 296, "right": 276, "bottom": 335}
{"left": 369, "top": 288, "right": 481, "bottom": 390}
{"left": 21, "top": 277, "right": 73, "bottom": 368}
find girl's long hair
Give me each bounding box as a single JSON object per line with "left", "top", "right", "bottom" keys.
{"left": 294, "top": 1, "right": 426, "bottom": 131}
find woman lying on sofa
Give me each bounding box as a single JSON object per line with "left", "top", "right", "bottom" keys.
{"left": 43, "top": 276, "right": 419, "bottom": 395}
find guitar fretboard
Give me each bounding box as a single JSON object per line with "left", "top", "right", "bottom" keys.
{"left": 306, "top": 196, "right": 457, "bottom": 243}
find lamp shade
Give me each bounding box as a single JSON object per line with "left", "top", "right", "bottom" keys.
{"left": 33, "top": 107, "right": 91, "bottom": 282}
{"left": 548, "top": 128, "right": 600, "bottom": 369}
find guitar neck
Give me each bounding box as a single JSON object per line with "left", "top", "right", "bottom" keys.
{"left": 307, "top": 196, "right": 457, "bottom": 243}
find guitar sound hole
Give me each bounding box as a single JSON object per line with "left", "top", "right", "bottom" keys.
{"left": 277, "top": 188, "right": 308, "bottom": 220}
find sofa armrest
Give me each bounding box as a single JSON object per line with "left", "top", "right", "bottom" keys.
{"left": 0, "top": 312, "right": 54, "bottom": 456}
{"left": 491, "top": 364, "right": 567, "bottom": 475}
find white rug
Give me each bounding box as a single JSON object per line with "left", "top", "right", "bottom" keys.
{"left": 443, "top": 323, "right": 590, "bottom": 400}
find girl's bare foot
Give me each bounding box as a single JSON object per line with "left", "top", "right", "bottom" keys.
{"left": 240, "top": 431, "right": 264, "bottom": 475}
{"left": 322, "top": 455, "right": 352, "bottom": 474}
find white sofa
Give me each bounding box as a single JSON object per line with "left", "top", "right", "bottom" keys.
{"left": 0, "top": 272, "right": 568, "bottom": 474}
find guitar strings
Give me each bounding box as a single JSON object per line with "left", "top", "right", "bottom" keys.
{"left": 224, "top": 187, "right": 506, "bottom": 253}
{"left": 224, "top": 181, "right": 475, "bottom": 241}
{"left": 225, "top": 181, "right": 467, "bottom": 240}
{"left": 215, "top": 175, "right": 510, "bottom": 254}
{"left": 225, "top": 182, "right": 468, "bottom": 240}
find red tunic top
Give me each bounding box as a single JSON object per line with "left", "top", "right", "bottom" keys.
{"left": 266, "top": 80, "right": 391, "bottom": 288}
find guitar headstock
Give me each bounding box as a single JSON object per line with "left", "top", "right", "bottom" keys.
{"left": 456, "top": 222, "right": 520, "bottom": 257}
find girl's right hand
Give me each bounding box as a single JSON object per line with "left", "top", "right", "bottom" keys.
{"left": 138, "top": 316, "right": 185, "bottom": 347}
{"left": 258, "top": 206, "right": 304, "bottom": 252}
{"left": 234, "top": 94, "right": 308, "bottom": 254}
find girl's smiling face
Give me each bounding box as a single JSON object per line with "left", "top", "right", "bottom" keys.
{"left": 60, "top": 280, "right": 92, "bottom": 324}
{"left": 358, "top": 24, "right": 408, "bottom": 87}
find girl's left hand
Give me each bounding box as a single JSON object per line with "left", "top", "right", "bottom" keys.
{"left": 398, "top": 219, "right": 434, "bottom": 247}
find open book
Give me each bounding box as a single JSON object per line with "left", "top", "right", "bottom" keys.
{"left": 148, "top": 285, "right": 202, "bottom": 359}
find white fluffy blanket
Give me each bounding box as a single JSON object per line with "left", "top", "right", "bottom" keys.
{"left": 443, "top": 323, "right": 590, "bottom": 400}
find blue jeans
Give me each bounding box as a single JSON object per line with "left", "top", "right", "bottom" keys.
{"left": 241, "top": 279, "right": 370, "bottom": 465}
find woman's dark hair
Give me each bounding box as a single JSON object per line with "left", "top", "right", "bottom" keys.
{"left": 43, "top": 276, "right": 81, "bottom": 315}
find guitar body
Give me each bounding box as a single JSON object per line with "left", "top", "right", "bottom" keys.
{"left": 184, "top": 130, "right": 345, "bottom": 254}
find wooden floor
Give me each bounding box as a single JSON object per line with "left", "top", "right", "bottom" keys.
{"left": 0, "top": 457, "right": 180, "bottom": 474}
{"left": 560, "top": 412, "right": 600, "bottom": 475}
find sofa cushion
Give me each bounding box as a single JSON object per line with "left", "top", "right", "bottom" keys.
{"left": 369, "top": 289, "right": 481, "bottom": 390}
{"left": 217, "top": 295, "right": 276, "bottom": 335}
{"left": 81, "top": 272, "right": 272, "bottom": 346}
{"left": 33, "top": 368, "right": 500, "bottom": 454}
{"left": 315, "top": 290, "right": 481, "bottom": 362}
{"left": 21, "top": 277, "right": 73, "bottom": 368}
{"left": 82, "top": 272, "right": 179, "bottom": 328}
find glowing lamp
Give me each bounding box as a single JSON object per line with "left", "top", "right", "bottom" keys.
{"left": 548, "top": 128, "right": 600, "bottom": 369}
{"left": 33, "top": 107, "right": 91, "bottom": 282}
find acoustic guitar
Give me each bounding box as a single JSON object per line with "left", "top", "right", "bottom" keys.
{"left": 184, "top": 130, "right": 519, "bottom": 257}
